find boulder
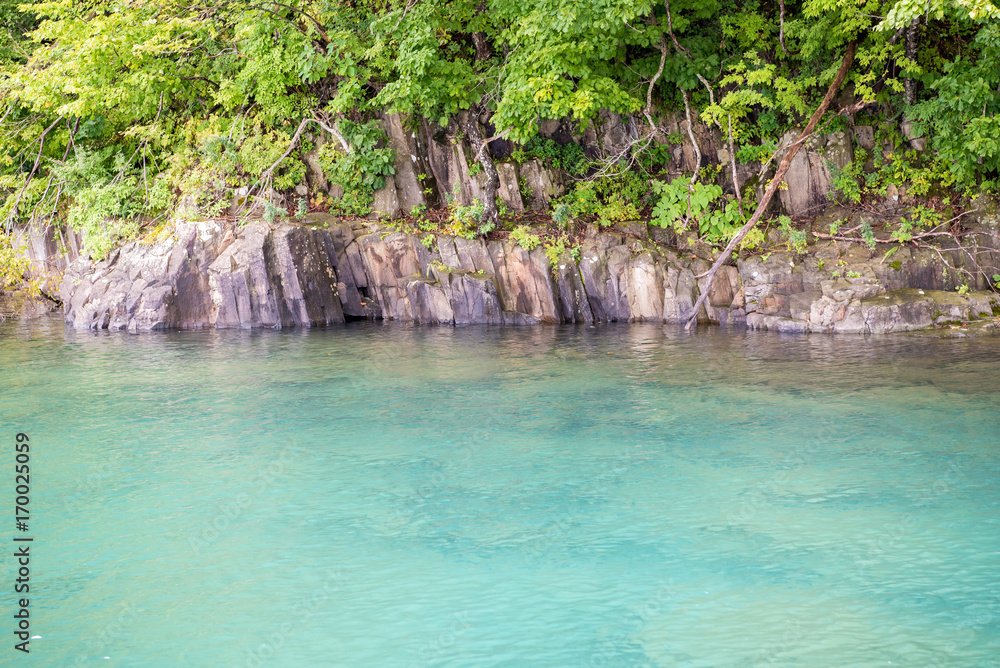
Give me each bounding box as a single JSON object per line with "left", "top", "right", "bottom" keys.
{"left": 496, "top": 162, "right": 524, "bottom": 213}
{"left": 577, "top": 236, "right": 630, "bottom": 322}
{"left": 552, "top": 254, "right": 593, "bottom": 323}
{"left": 63, "top": 221, "right": 224, "bottom": 330}
{"left": 625, "top": 253, "right": 665, "bottom": 323}
{"left": 357, "top": 231, "right": 423, "bottom": 320}
{"left": 863, "top": 288, "right": 997, "bottom": 331}
{"left": 776, "top": 132, "right": 832, "bottom": 217}
{"left": 852, "top": 125, "right": 875, "bottom": 151}
{"left": 264, "top": 226, "right": 345, "bottom": 326}
{"left": 324, "top": 219, "right": 374, "bottom": 318}
{"left": 442, "top": 271, "right": 504, "bottom": 325}
{"left": 746, "top": 313, "right": 810, "bottom": 333}
{"left": 664, "top": 263, "right": 704, "bottom": 324}
{"left": 405, "top": 277, "right": 454, "bottom": 324}
{"left": 208, "top": 223, "right": 282, "bottom": 328}
{"left": 14, "top": 221, "right": 84, "bottom": 281}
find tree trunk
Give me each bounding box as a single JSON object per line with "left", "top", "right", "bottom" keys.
{"left": 468, "top": 16, "right": 498, "bottom": 235}
{"left": 465, "top": 105, "right": 500, "bottom": 234}
{"left": 684, "top": 41, "right": 857, "bottom": 329}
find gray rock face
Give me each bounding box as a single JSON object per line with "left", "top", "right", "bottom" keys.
{"left": 577, "top": 235, "right": 629, "bottom": 322}
{"left": 370, "top": 175, "right": 401, "bottom": 219}
{"left": 489, "top": 241, "right": 561, "bottom": 323}
{"left": 776, "top": 132, "right": 834, "bottom": 217}
{"left": 553, "top": 253, "right": 593, "bottom": 323}
{"left": 743, "top": 256, "right": 999, "bottom": 335}
{"left": 61, "top": 221, "right": 221, "bottom": 330}
{"left": 519, "top": 160, "right": 565, "bottom": 211}
{"left": 206, "top": 223, "right": 347, "bottom": 328}
{"left": 496, "top": 163, "right": 525, "bottom": 213}
{"left": 62, "top": 220, "right": 348, "bottom": 330}
{"left": 381, "top": 113, "right": 430, "bottom": 215}
{"left": 14, "top": 222, "right": 84, "bottom": 280}
{"left": 55, "top": 210, "right": 1000, "bottom": 334}
{"left": 360, "top": 112, "right": 568, "bottom": 214}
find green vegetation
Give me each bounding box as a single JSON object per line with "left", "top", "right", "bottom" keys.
{"left": 650, "top": 178, "right": 742, "bottom": 243}
{"left": 510, "top": 225, "right": 541, "bottom": 251}
{"left": 543, "top": 236, "right": 581, "bottom": 267}
{"left": 317, "top": 120, "right": 395, "bottom": 217}
{"left": 0, "top": 0, "right": 997, "bottom": 276}
{"left": 776, "top": 215, "right": 808, "bottom": 254}
{"left": 511, "top": 137, "right": 589, "bottom": 176}
{"left": 0, "top": 231, "right": 30, "bottom": 292}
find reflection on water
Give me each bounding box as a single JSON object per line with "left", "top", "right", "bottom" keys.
{"left": 2, "top": 314, "right": 999, "bottom": 666}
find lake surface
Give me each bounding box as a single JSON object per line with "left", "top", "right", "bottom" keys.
{"left": 2, "top": 314, "right": 999, "bottom": 666}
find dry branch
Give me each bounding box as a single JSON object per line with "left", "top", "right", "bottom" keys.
{"left": 645, "top": 35, "right": 668, "bottom": 135}
{"left": 680, "top": 89, "right": 701, "bottom": 222}
{"left": 727, "top": 115, "right": 744, "bottom": 217}
{"left": 684, "top": 41, "right": 858, "bottom": 329}
{"left": 6, "top": 115, "right": 64, "bottom": 232}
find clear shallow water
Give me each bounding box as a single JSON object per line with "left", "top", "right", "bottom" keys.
{"left": 2, "top": 315, "right": 999, "bottom": 667}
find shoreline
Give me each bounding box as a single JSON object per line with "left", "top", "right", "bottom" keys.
{"left": 13, "top": 208, "right": 997, "bottom": 337}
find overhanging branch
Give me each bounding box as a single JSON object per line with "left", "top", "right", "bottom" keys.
{"left": 684, "top": 41, "right": 858, "bottom": 329}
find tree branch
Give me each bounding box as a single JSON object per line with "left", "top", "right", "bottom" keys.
{"left": 0, "top": 98, "right": 19, "bottom": 126}
{"left": 474, "top": 127, "right": 511, "bottom": 164}
{"left": 727, "top": 114, "right": 744, "bottom": 217}
{"left": 779, "top": 0, "right": 789, "bottom": 55}
{"left": 645, "top": 35, "right": 668, "bottom": 135}
{"left": 248, "top": 2, "right": 330, "bottom": 43}
{"left": 6, "top": 115, "right": 64, "bottom": 232}
{"left": 388, "top": 0, "right": 420, "bottom": 35}
{"left": 310, "top": 112, "right": 351, "bottom": 153}
{"left": 663, "top": 0, "right": 691, "bottom": 58}
{"left": 240, "top": 115, "right": 353, "bottom": 217}
{"left": 680, "top": 89, "right": 701, "bottom": 221}
{"left": 684, "top": 41, "right": 858, "bottom": 329}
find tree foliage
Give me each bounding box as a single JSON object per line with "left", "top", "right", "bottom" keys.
{"left": 0, "top": 0, "right": 996, "bottom": 259}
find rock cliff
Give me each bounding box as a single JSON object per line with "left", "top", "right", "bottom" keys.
{"left": 53, "top": 213, "right": 999, "bottom": 334}
{"left": 306, "top": 111, "right": 861, "bottom": 221}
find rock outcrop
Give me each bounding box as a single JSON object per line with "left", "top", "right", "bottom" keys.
{"left": 54, "top": 216, "right": 728, "bottom": 330}
{"left": 60, "top": 220, "right": 348, "bottom": 330}
{"left": 42, "top": 208, "right": 1000, "bottom": 334}
{"left": 295, "top": 109, "right": 874, "bottom": 224}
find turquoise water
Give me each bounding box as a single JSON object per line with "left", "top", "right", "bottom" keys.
{"left": 2, "top": 315, "right": 999, "bottom": 667}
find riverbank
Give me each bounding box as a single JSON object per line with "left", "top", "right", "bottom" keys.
{"left": 39, "top": 203, "right": 999, "bottom": 335}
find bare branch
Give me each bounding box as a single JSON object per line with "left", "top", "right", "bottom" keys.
{"left": 259, "top": 118, "right": 309, "bottom": 183}
{"left": 779, "top": 0, "right": 789, "bottom": 55}
{"left": 389, "top": 0, "right": 420, "bottom": 35}
{"left": 645, "top": 36, "right": 668, "bottom": 135}
{"left": 474, "top": 127, "right": 511, "bottom": 164}
{"left": 663, "top": 0, "right": 691, "bottom": 58}
{"left": 727, "top": 115, "right": 743, "bottom": 217}
{"left": 680, "top": 89, "right": 701, "bottom": 221}
{"left": 310, "top": 112, "right": 351, "bottom": 153}
{"left": 0, "top": 98, "right": 19, "bottom": 126}
{"left": 696, "top": 74, "right": 715, "bottom": 105}
{"left": 6, "top": 115, "right": 64, "bottom": 232}
{"left": 240, "top": 115, "right": 353, "bottom": 218}
{"left": 247, "top": 2, "right": 331, "bottom": 43}
{"left": 685, "top": 41, "right": 858, "bottom": 329}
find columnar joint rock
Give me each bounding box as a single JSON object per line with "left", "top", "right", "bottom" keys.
{"left": 54, "top": 216, "right": 998, "bottom": 334}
